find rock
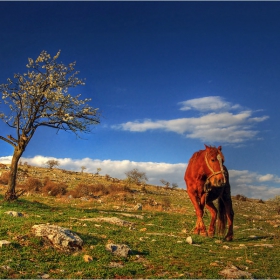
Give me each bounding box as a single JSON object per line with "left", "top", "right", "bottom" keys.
{"left": 219, "top": 265, "right": 252, "bottom": 279}
{"left": 81, "top": 217, "right": 134, "bottom": 227}
{"left": 108, "top": 262, "right": 124, "bottom": 268}
{"left": 0, "top": 240, "right": 11, "bottom": 248}
{"left": 134, "top": 203, "right": 142, "bottom": 211}
{"left": 186, "top": 236, "right": 193, "bottom": 244}
{"left": 1, "top": 265, "right": 11, "bottom": 271}
{"left": 5, "top": 211, "right": 23, "bottom": 217}
{"left": 32, "top": 224, "right": 83, "bottom": 251}
{"left": 83, "top": 255, "right": 93, "bottom": 262}
{"left": 106, "top": 243, "right": 132, "bottom": 258}
{"left": 118, "top": 213, "right": 144, "bottom": 219}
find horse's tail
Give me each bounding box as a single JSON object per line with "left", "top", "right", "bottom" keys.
{"left": 217, "top": 197, "right": 227, "bottom": 236}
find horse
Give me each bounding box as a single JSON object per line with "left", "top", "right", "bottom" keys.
{"left": 184, "top": 145, "right": 234, "bottom": 241}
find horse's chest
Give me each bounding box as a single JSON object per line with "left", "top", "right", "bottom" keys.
{"left": 206, "top": 186, "right": 224, "bottom": 201}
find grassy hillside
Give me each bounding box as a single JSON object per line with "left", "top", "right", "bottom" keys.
{"left": 0, "top": 164, "right": 279, "bottom": 279}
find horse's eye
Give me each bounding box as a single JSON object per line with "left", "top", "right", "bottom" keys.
{"left": 211, "top": 159, "right": 215, "bottom": 162}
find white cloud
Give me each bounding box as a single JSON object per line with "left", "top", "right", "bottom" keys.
{"left": 178, "top": 96, "right": 238, "bottom": 112}
{"left": 258, "top": 174, "right": 276, "bottom": 182}
{"left": 115, "top": 107, "right": 268, "bottom": 144}
{"left": 0, "top": 155, "right": 278, "bottom": 200}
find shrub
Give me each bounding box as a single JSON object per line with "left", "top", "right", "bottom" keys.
{"left": 161, "top": 197, "right": 171, "bottom": 209}
{"left": 107, "top": 183, "right": 131, "bottom": 195}
{"left": 42, "top": 180, "right": 68, "bottom": 196}
{"left": 70, "top": 183, "right": 109, "bottom": 198}
{"left": 235, "top": 194, "right": 247, "bottom": 201}
{"left": 0, "top": 172, "right": 10, "bottom": 185}
{"left": 25, "top": 177, "right": 43, "bottom": 192}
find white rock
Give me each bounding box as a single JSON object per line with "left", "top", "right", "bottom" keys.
{"left": 106, "top": 243, "right": 132, "bottom": 258}
{"left": 134, "top": 203, "right": 142, "bottom": 211}
{"left": 32, "top": 224, "right": 83, "bottom": 251}
{"left": 219, "top": 265, "right": 252, "bottom": 279}
{"left": 5, "top": 211, "right": 23, "bottom": 217}
{"left": 0, "top": 240, "right": 11, "bottom": 248}
{"left": 186, "top": 236, "right": 193, "bottom": 244}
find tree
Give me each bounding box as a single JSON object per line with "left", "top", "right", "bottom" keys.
{"left": 45, "top": 160, "right": 60, "bottom": 169}
{"left": 95, "top": 167, "right": 101, "bottom": 175}
{"left": 81, "top": 166, "right": 87, "bottom": 173}
{"left": 0, "top": 50, "right": 100, "bottom": 201}
{"left": 160, "top": 179, "right": 170, "bottom": 188}
{"left": 125, "top": 168, "right": 148, "bottom": 185}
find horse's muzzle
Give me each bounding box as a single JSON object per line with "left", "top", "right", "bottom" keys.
{"left": 212, "top": 177, "right": 226, "bottom": 187}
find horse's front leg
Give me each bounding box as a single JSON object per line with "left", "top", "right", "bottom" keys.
{"left": 205, "top": 201, "right": 217, "bottom": 237}
{"left": 188, "top": 189, "right": 207, "bottom": 236}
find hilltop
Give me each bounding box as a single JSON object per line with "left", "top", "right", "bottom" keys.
{"left": 0, "top": 163, "right": 279, "bottom": 279}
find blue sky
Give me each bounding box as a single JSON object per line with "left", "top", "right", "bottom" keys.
{"left": 0, "top": 2, "right": 280, "bottom": 199}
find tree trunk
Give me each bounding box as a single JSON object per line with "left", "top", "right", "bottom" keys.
{"left": 4, "top": 147, "right": 24, "bottom": 201}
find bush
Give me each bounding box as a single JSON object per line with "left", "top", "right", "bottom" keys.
{"left": 161, "top": 197, "right": 171, "bottom": 209}
{"left": 0, "top": 172, "right": 10, "bottom": 185}
{"left": 25, "top": 177, "right": 43, "bottom": 192}
{"left": 107, "top": 183, "right": 131, "bottom": 194}
{"left": 235, "top": 194, "right": 247, "bottom": 201}
{"left": 42, "top": 180, "right": 68, "bottom": 196}
{"left": 69, "top": 183, "right": 109, "bottom": 198}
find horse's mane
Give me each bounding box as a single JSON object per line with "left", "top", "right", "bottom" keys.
{"left": 189, "top": 149, "right": 205, "bottom": 164}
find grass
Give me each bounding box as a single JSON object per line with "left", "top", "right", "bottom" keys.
{"left": 0, "top": 165, "right": 279, "bottom": 278}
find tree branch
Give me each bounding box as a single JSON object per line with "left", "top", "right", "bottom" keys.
{"left": 0, "top": 135, "right": 16, "bottom": 148}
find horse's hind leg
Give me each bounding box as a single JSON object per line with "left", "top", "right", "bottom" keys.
{"left": 224, "top": 199, "right": 234, "bottom": 241}
{"left": 206, "top": 201, "right": 217, "bottom": 237}
{"left": 222, "top": 185, "right": 234, "bottom": 241}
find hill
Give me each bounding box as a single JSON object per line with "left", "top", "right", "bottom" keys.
{"left": 0, "top": 164, "right": 279, "bottom": 279}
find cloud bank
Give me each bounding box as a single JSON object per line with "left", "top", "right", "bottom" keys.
{"left": 113, "top": 96, "right": 269, "bottom": 144}
{"left": 0, "top": 155, "right": 278, "bottom": 200}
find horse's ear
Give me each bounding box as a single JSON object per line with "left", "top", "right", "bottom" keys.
{"left": 218, "top": 146, "right": 222, "bottom": 151}
{"left": 204, "top": 144, "right": 210, "bottom": 150}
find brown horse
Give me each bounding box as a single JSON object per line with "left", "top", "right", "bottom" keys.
{"left": 184, "top": 145, "right": 234, "bottom": 241}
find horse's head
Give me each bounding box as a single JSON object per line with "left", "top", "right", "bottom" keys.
{"left": 204, "top": 145, "right": 226, "bottom": 187}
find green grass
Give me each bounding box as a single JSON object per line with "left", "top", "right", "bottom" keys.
{"left": 0, "top": 170, "right": 279, "bottom": 278}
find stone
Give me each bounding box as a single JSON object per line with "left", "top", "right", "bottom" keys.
{"left": 108, "top": 262, "right": 124, "bottom": 268}
{"left": 134, "top": 203, "right": 142, "bottom": 211}
{"left": 186, "top": 236, "right": 193, "bottom": 244}
{"left": 32, "top": 224, "right": 83, "bottom": 251}
{"left": 83, "top": 255, "right": 93, "bottom": 262}
{"left": 0, "top": 240, "right": 11, "bottom": 248}
{"left": 81, "top": 217, "right": 134, "bottom": 227}
{"left": 5, "top": 211, "right": 23, "bottom": 217}
{"left": 106, "top": 243, "right": 132, "bottom": 258}
{"left": 219, "top": 265, "right": 252, "bottom": 279}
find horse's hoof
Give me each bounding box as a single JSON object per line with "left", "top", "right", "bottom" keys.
{"left": 200, "top": 231, "right": 208, "bottom": 237}
{"left": 225, "top": 236, "right": 233, "bottom": 241}
{"left": 208, "top": 231, "right": 215, "bottom": 237}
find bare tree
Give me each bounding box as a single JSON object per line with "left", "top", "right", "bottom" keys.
{"left": 81, "top": 166, "right": 87, "bottom": 173}
{"left": 0, "top": 50, "right": 100, "bottom": 201}
{"left": 160, "top": 179, "right": 170, "bottom": 188}
{"left": 45, "top": 160, "right": 60, "bottom": 169}
{"left": 125, "top": 168, "right": 148, "bottom": 185}
{"left": 95, "top": 167, "right": 101, "bottom": 175}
